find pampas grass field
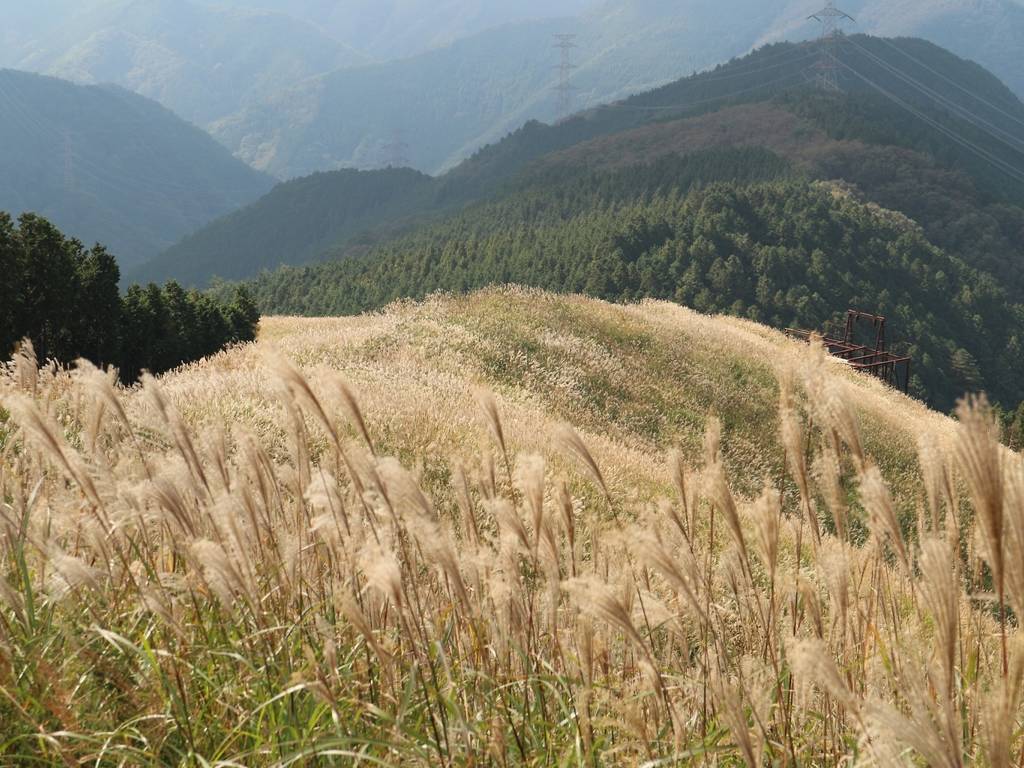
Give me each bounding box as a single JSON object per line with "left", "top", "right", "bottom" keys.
{"left": 0, "top": 288, "right": 1020, "bottom": 765}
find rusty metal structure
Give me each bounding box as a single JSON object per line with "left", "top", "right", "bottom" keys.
{"left": 786, "top": 310, "right": 912, "bottom": 393}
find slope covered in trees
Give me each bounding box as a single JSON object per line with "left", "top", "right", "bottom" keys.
{"left": 130, "top": 168, "right": 437, "bottom": 286}
{"left": 142, "top": 36, "right": 1024, "bottom": 292}
{"left": 239, "top": 161, "right": 1023, "bottom": 411}
{"left": 0, "top": 69, "right": 273, "bottom": 265}
{"left": 0, "top": 212, "right": 259, "bottom": 382}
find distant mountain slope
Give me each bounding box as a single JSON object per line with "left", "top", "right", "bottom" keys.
{"left": 212, "top": 2, "right": 785, "bottom": 178}
{"left": 212, "top": 0, "right": 1024, "bottom": 179}
{"left": 194, "top": 0, "right": 600, "bottom": 60}
{"left": 0, "top": 69, "right": 274, "bottom": 265}
{"left": 2, "top": 0, "right": 368, "bottom": 129}
{"left": 130, "top": 168, "right": 436, "bottom": 286}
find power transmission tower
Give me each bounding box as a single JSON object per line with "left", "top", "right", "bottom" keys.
{"left": 553, "top": 33, "right": 577, "bottom": 122}
{"left": 63, "top": 128, "right": 75, "bottom": 191}
{"left": 809, "top": 1, "right": 854, "bottom": 92}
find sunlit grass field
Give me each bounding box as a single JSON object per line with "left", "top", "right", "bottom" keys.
{"left": 0, "top": 287, "right": 1019, "bottom": 765}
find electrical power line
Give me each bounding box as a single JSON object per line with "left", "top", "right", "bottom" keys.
{"left": 843, "top": 36, "right": 1024, "bottom": 155}
{"left": 836, "top": 58, "right": 1024, "bottom": 185}
{"left": 875, "top": 36, "right": 1024, "bottom": 130}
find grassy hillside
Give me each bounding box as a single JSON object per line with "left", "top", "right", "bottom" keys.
{"left": 6, "top": 289, "right": 1021, "bottom": 765}
{"left": 172, "top": 289, "right": 943, "bottom": 500}
{"left": 0, "top": 68, "right": 273, "bottom": 265}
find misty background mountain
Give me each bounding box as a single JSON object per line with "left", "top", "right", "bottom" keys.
{"left": 4, "top": 0, "right": 1024, "bottom": 178}
{"left": 0, "top": 68, "right": 272, "bottom": 264}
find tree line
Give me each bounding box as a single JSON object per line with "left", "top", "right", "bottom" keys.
{"left": 1, "top": 212, "right": 259, "bottom": 382}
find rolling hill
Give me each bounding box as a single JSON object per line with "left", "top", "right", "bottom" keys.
{"left": 0, "top": 68, "right": 274, "bottom": 265}
{"left": 6, "top": 287, "right": 999, "bottom": 765}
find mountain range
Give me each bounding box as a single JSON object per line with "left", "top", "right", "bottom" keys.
{"left": 221, "top": 0, "right": 1024, "bottom": 178}
{"left": 0, "top": 68, "right": 273, "bottom": 264}
{"left": 1, "top": 0, "right": 368, "bottom": 129}
{"left": 5, "top": 0, "right": 1024, "bottom": 179}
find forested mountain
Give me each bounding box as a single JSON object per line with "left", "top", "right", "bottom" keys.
{"left": 169, "top": 35, "right": 1024, "bottom": 411}
{"left": 0, "top": 69, "right": 273, "bottom": 265}
{"left": 141, "top": 36, "right": 1024, "bottom": 289}
{"left": 1, "top": 0, "right": 368, "bottom": 129}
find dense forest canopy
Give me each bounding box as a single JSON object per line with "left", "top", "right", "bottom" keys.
{"left": 0, "top": 212, "right": 259, "bottom": 382}
{"left": 237, "top": 150, "right": 1024, "bottom": 412}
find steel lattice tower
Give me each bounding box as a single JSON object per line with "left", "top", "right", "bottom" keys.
{"left": 553, "top": 33, "right": 578, "bottom": 121}
{"left": 809, "top": 1, "right": 854, "bottom": 92}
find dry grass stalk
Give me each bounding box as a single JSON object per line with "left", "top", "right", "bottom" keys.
{"left": 0, "top": 293, "right": 1012, "bottom": 766}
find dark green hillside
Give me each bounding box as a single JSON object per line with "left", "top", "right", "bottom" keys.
{"left": 242, "top": 171, "right": 1023, "bottom": 411}
{"left": 451, "top": 35, "right": 1024, "bottom": 201}
{"left": 0, "top": 69, "right": 273, "bottom": 265}
{"left": 130, "top": 168, "right": 436, "bottom": 286}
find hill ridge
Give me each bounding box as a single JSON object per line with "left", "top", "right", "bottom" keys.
{"left": 0, "top": 67, "right": 274, "bottom": 265}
